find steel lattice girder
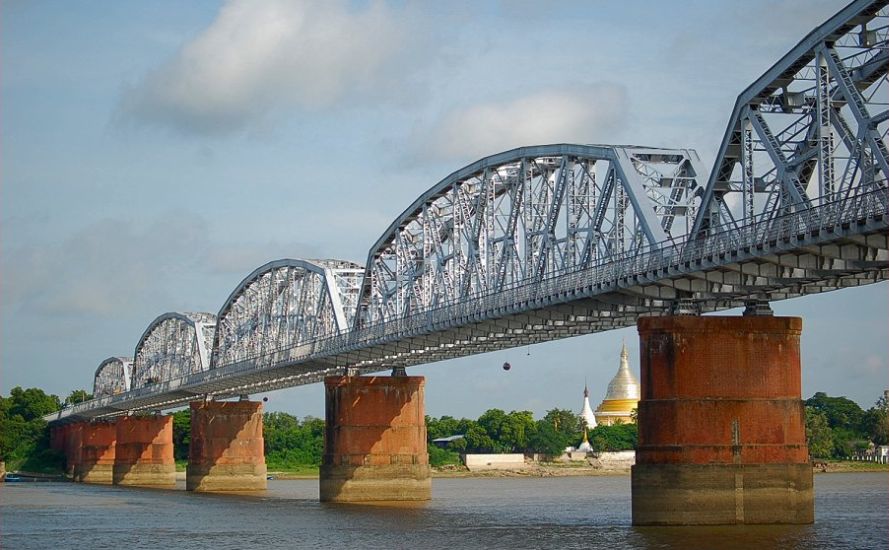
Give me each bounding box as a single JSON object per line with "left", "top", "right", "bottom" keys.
{"left": 92, "top": 356, "right": 133, "bottom": 398}
{"left": 131, "top": 312, "right": 216, "bottom": 389}
{"left": 356, "top": 144, "right": 704, "bottom": 328}
{"left": 210, "top": 258, "right": 363, "bottom": 369}
{"left": 694, "top": 0, "right": 889, "bottom": 238}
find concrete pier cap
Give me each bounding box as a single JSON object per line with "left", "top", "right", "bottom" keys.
{"left": 320, "top": 375, "right": 431, "bottom": 503}
{"left": 631, "top": 314, "right": 813, "bottom": 525}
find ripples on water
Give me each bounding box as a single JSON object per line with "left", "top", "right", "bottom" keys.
{"left": 2, "top": 473, "right": 886, "bottom": 549}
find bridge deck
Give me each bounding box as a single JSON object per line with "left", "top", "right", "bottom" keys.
{"left": 48, "top": 188, "right": 887, "bottom": 423}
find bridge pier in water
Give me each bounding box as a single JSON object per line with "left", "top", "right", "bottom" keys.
{"left": 112, "top": 415, "right": 176, "bottom": 487}
{"left": 320, "top": 375, "right": 431, "bottom": 503}
{"left": 76, "top": 421, "right": 117, "bottom": 483}
{"left": 632, "top": 315, "right": 814, "bottom": 525}
{"left": 186, "top": 400, "right": 267, "bottom": 492}
{"left": 62, "top": 423, "right": 83, "bottom": 478}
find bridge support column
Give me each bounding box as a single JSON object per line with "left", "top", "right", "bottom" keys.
{"left": 63, "top": 423, "right": 83, "bottom": 478}
{"left": 320, "top": 375, "right": 431, "bottom": 503}
{"left": 50, "top": 425, "right": 65, "bottom": 453}
{"left": 186, "top": 401, "right": 267, "bottom": 492}
{"left": 76, "top": 420, "right": 117, "bottom": 484}
{"left": 112, "top": 415, "right": 176, "bottom": 487}
{"left": 632, "top": 315, "right": 813, "bottom": 525}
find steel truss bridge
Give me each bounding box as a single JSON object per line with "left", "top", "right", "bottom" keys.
{"left": 50, "top": 0, "right": 889, "bottom": 423}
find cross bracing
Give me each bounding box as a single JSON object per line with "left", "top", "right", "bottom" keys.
{"left": 694, "top": 0, "right": 888, "bottom": 239}
{"left": 46, "top": 0, "right": 889, "bottom": 424}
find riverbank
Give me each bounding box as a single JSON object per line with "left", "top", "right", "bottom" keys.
{"left": 264, "top": 460, "right": 888, "bottom": 480}
{"left": 812, "top": 460, "right": 888, "bottom": 473}
{"left": 27, "top": 459, "right": 889, "bottom": 482}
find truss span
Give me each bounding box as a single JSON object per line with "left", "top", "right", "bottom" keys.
{"left": 211, "top": 259, "right": 363, "bottom": 369}
{"left": 357, "top": 144, "right": 704, "bottom": 328}
{"left": 92, "top": 357, "right": 133, "bottom": 398}
{"left": 132, "top": 312, "right": 216, "bottom": 389}
{"left": 694, "top": 0, "right": 888, "bottom": 238}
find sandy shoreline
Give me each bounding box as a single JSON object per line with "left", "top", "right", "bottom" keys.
{"left": 264, "top": 461, "right": 887, "bottom": 480}
{"left": 24, "top": 460, "right": 887, "bottom": 483}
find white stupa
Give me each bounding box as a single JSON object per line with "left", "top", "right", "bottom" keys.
{"left": 580, "top": 382, "right": 598, "bottom": 430}
{"left": 576, "top": 382, "right": 597, "bottom": 453}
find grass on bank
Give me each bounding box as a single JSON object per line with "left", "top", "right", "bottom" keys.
{"left": 816, "top": 460, "right": 888, "bottom": 472}
{"left": 172, "top": 459, "right": 320, "bottom": 476}
{"left": 4, "top": 449, "right": 65, "bottom": 474}
{"left": 266, "top": 464, "right": 320, "bottom": 478}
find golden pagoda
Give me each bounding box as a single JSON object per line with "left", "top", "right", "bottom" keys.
{"left": 594, "top": 341, "right": 640, "bottom": 425}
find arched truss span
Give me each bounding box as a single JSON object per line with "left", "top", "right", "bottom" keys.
{"left": 693, "top": 0, "right": 888, "bottom": 237}
{"left": 356, "top": 144, "right": 704, "bottom": 327}
{"left": 132, "top": 312, "right": 216, "bottom": 388}
{"left": 211, "top": 258, "right": 364, "bottom": 368}
{"left": 93, "top": 356, "right": 133, "bottom": 398}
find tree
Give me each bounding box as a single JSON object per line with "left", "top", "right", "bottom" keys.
{"left": 805, "top": 406, "right": 833, "bottom": 459}
{"left": 65, "top": 389, "right": 92, "bottom": 406}
{"left": 171, "top": 409, "right": 191, "bottom": 460}
{"left": 426, "top": 415, "right": 467, "bottom": 441}
{"left": 263, "top": 413, "right": 325, "bottom": 468}
{"left": 542, "top": 408, "right": 582, "bottom": 438}
{"left": 862, "top": 394, "right": 889, "bottom": 446}
{"left": 463, "top": 423, "right": 496, "bottom": 453}
{"left": 805, "top": 392, "right": 865, "bottom": 432}
{"left": 476, "top": 409, "right": 537, "bottom": 452}
{"left": 0, "top": 387, "right": 61, "bottom": 470}
{"left": 589, "top": 423, "right": 637, "bottom": 452}
{"left": 529, "top": 420, "right": 570, "bottom": 456}
{"left": 7, "top": 387, "right": 61, "bottom": 421}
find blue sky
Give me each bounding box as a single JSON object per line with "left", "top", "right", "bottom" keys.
{"left": 2, "top": 0, "right": 886, "bottom": 418}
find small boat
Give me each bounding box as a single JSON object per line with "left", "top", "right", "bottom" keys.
{"left": 4, "top": 473, "right": 22, "bottom": 482}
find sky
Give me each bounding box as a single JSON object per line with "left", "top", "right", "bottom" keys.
{"left": 2, "top": 0, "right": 886, "bottom": 420}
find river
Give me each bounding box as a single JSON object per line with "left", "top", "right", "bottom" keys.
{"left": 1, "top": 473, "right": 886, "bottom": 549}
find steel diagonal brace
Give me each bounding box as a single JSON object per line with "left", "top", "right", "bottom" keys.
{"left": 534, "top": 156, "right": 570, "bottom": 280}
{"left": 820, "top": 46, "right": 889, "bottom": 179}
{"left": 612, "top": 148, "right": 670, "bottom": 245}
{"left": 747, "top": 110, "right": 812, "bottom": 208}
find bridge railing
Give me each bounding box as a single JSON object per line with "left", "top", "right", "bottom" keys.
{"left": 68, "top": 184, "right": 887, "bottom": 414}
{"left": 233, "top": 185, "right": 888, "bottom": 367}
{"left": 217, "top": 185, "right": 886, "bottom": 366}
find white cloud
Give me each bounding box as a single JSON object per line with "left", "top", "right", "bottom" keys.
{"left": 420, "top": 84, "right": 628, "bottom": 162}
{"left": 117, "top": 0, "right": 409, "bottom": 135}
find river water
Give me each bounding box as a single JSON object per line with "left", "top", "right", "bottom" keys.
{"left": 1, "top": 473, "right": 886, "bottom": 549}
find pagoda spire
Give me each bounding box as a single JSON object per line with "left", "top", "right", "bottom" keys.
{"left": 580, "top": 378, "right": 597, "bottom": 429}
{"left": 594, "top": 341, "right": 641, "bottom": 425}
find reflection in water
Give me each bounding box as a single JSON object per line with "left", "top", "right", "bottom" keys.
{"left": 1, "top": 473, "right": 886, "bottom": 549}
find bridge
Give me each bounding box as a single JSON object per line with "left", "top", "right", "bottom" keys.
{"left": 45, "top": 0, "right": 887, "bottom": 525}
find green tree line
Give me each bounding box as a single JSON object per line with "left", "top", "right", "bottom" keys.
{"left": 805, "top": 392, "right": 888, "bottom": 459}
{"left": 0, "top": 387, "right": 91, "bottom": 471}
{"left": 3, "top": 386, "right": 886, "bottom": 472}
